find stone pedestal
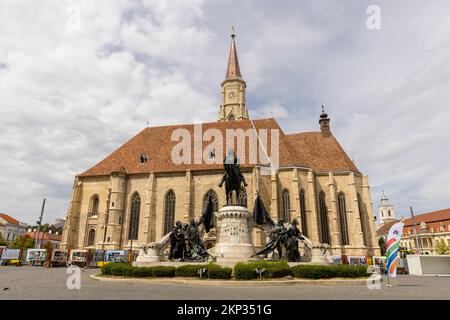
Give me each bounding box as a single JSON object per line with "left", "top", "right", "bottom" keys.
{"left": 213, "top": 206, "right": 255, "bottom": 264}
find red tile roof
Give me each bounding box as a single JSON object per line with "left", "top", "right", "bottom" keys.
{"left": 376, "top": 220, "right": 401, "bottom": 236}
{"left": 79, "top": 118, "right": 359, "bottom": 177}
{"left": 286, "top": 132, "right": 359, "bottom": 172}
{"left": 0, "top": 213, "right": 19, "bottom": 225}
{"left": 403, "top": 208, "right": 450, "bottom": 227}
{"left": 26, "top": 231, "right": 62, "bottom": 242}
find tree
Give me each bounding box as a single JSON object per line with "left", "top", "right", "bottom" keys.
{"left": 436, "top": 238, "right": 450, "bottom": 255}
{"left": 43, "top": 241, "right": 53, "bottom": 251}
{"left": 0, "top": 233, "right": 7, "bottom": 246}
{"left": 11, "top": 235, "right": 35, "bottom": 250}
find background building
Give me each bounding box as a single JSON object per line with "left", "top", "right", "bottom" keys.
{"left": 61, "top": 34, "right": 379, "bottom": 257}
{"left": 53, "top": 218, "right": 65, "bottom": 230}
{"left": 400, "top": 208, "right": 450, "bottom": 255}
{"left": 378, "top": 191, "right": 396, "bottom": 226}
{"left": 26, "top": 230, "right": 62, "bottom": 249}
{"left": 0, "top": 213, "right": 28, "bottom": 243}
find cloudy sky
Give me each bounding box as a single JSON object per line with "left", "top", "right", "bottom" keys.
{"left": 1, "top": 0, "right": 449, "bottom": 225}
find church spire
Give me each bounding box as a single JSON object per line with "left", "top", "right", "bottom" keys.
{"left": 225, "top": 28, "right": 242, "bottom": 80}
{"left": 218, "top": 28, "right": 248, "bottom": 122}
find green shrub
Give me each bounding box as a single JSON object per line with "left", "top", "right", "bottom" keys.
{"left": 291, "top": 265, "right": 336, "bottom": 279}
{"left": 101, "top": 263, "right": 175, "bottom": 278}
{"left": 291, "top": 264, "right": 369, "bottom": 279}
{"left": 176, "top": 264, "right": 207, "bottom": 278}
{"left": 234, "top": 261, "right": 291, "bottom": 280}
{"left": 151, "top": 266, "right": 176, "bottom": 277}
{"left": 101, "top": 263, "right": 133, "bottom": 276}
{"left": 207, "top": 263, "right": 232, "bottom": 280}
{"left": 334, "top": 265, "right": 368, "bottom": 278}
{"left": 132, "top": 267, "right": 153, "bottom": 278}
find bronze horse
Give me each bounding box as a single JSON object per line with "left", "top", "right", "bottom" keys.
{"left": 219, "top": 152, "right": 247, "bottom": 206}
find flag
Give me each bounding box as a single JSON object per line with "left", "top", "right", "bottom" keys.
{"left": 201, "top": 194, "right": 214, "bottom": 233}
{"left": 253, "top": 194, "right": 274, "bottom": 226}
{"left": 386, "top": 221, "right": 404, "bottom": 278}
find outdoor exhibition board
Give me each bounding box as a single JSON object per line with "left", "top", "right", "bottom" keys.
{"left": 1, "top": 248, "right": 21, "bottom": 260}
{"left": 68, "top": 249, "right": 89, "bottom": 266}
{"left": 105, "top": 250, "right": 128, "bottom": 263}
{"left": 26, "top": 249, "right": 47, "bottom": 265}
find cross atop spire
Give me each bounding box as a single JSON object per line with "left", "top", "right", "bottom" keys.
{"left": 225, "top": 28, "right": 242, "bottom": 80}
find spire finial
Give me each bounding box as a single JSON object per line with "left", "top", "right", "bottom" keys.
{"left": 225, "top": 27, "right": 242, "bottom": 79}
{"left": 320, "top": 104, "right": 328, "bottom": 119}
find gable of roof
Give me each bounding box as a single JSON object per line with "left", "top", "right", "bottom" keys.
{"left": 403, "top": 208, "right": 450, "bottom": 227}
{"left": 0, "top": 213, "right": 19, "bottom": 225}
{"left": 79, "top": 118, "right": 359, "bottom": 177}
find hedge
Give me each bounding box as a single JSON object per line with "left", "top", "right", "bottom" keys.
{"left": 101, "top": 263, "right": 175, "bottom": 278}
{"left": 234, "top": 261, "right": 292, "bottom": 280}
{"left": 207, "top": 263, "right": 232, "bottom": 280}
{"left": 101, "top": 262, "right": 368, "bottom": 280}
{"left": 176, "top": 264, "right": 208, "bottom": 278}
{"left": 291, "top": 265, "right": 368, "bottom": 279}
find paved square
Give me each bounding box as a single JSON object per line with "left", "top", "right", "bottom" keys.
{"left": 1, "top": 266, "right": 449, "bottom": 300}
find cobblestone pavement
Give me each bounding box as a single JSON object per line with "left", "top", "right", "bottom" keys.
{"left": 1, "top": 266, "right": 449, "bottom": 300}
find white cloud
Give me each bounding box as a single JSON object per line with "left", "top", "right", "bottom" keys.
{"left": 0, "top": 0, "right": 449, "bottom": 224}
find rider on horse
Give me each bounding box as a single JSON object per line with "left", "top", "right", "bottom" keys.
{"left": 218, "top": 150, "right": 248, "bottom": 188}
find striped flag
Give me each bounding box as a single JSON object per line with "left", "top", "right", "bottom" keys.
{"left": 386, "top": 221, "right": 404, "bottom": 278}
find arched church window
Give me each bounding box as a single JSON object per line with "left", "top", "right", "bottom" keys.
{"left": 238, "top": 190, "right": 247, "bottom": 207}
{"left": 203, "top": 189, "right": 219, "bottom": 213}
{"left": 299, "top": 189, "right": 308, "bottom": 237}
{"left": 338, "top": 192, "right": 350, "bottom": 245}
{"left": 164, "top": 190, "right": 176, "bottom": 235}
{"left": 87, "top": 229, "right": 96, "bottom": 247}
{"left": 357, "top": 193, "right": 367, "bottom": 246}
{"left": 282, "top": 189, "right": 291, "bottom": 223}
{"left": 89, "top": 195, "right": 99, "bottom": 217}
{"left": 128, "top": 192, "right": 141, "bottom": 240}
{"left": 318, "top": 191, "right": 330, "bottom": 245}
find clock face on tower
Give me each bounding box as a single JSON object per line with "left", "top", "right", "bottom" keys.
{"left": 228, "top": 92, "right": 236, "bottom": 99}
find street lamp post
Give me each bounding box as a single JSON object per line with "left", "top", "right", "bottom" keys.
{"left": 35, "top": 199, "right": 46, "bottom": 249}
{"left": 410, "top": 206, "right": 421, "bottom": 254}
